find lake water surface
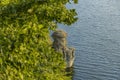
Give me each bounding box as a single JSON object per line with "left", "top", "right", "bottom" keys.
{"left": 59, "top": 0, "right": 120, "bottom": 80}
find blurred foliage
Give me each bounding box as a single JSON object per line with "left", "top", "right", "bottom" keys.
{"left": 0, "top": 0, "right": 77, "bottom": 80}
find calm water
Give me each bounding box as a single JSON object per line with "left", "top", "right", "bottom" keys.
{"left": 59, "top": 0, "right": 120, "bottom": 80}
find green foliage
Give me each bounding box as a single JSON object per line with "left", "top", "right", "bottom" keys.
{"left": 0, "top": 0, "right": 77, "bottom": 28}
{"left": 0, "top": 0, "right": 77, "bottom": 80}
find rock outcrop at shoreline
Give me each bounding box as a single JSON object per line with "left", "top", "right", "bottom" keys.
{"left": 52, "top": 30, "right": 75, "bottom": 68}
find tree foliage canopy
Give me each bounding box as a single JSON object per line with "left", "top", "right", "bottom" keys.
{"left": 0, "top": 0, "right": 77, "bottom": 28}
{"left": 0, "top": 0, "right": 77, "bottom": 80}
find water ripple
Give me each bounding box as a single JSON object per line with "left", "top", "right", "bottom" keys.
{"left": 59, "top": 0, "right": 120, "bottom": 80}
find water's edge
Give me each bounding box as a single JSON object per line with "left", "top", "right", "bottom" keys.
{"left": 59, "top": 0, "right": 120, "bottom": 80}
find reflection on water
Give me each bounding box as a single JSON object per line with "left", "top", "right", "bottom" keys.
{"left": 59, "top": 0, "right": 120, "bottom": 80}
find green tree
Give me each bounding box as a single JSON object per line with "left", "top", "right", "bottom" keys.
{"left": 0, "top": 0, "right": 77, "bottom": 80}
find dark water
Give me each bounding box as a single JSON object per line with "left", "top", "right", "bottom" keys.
{"left": 59, "top": 0, "right": 120, "bottom": 80}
